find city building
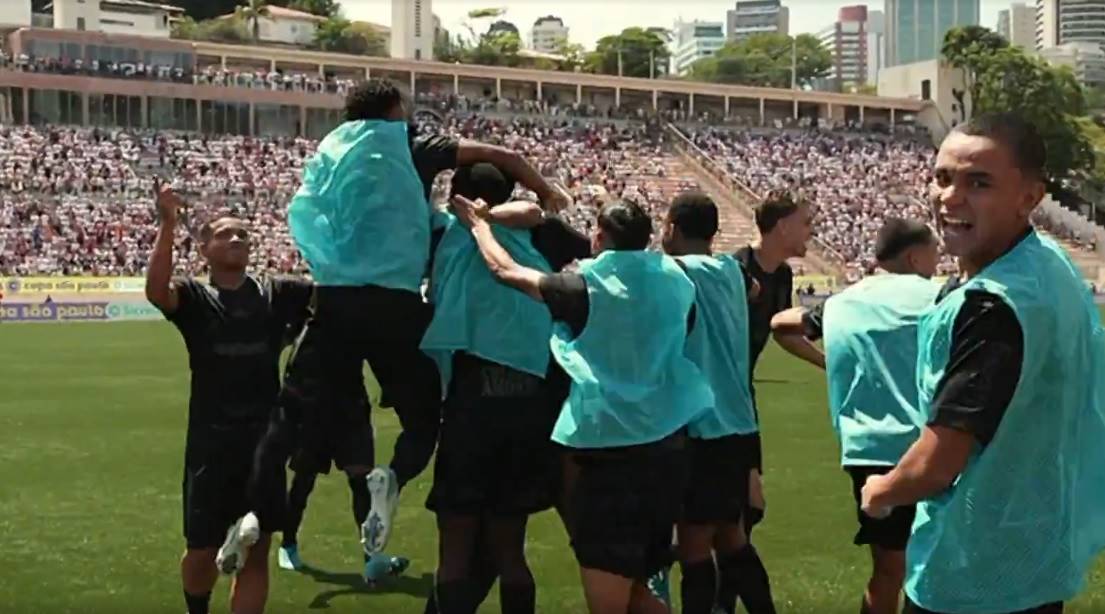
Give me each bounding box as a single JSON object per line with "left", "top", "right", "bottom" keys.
{"left": 51, "top": 0, "right": 184, "bottom": 39}
{"left": 391, "top": 0, "right": 433, "bottom": 60}
{"left": 997, "top": 2, "right": 1035, "bottom": 48}
{"left": 878, "top": 58, "right": 966, "bottom": 139}
{"left": 867, "top": 9, "right": 886, "bottom": 85}
{"left": 1041, "top": 41, "right": 1105, "bottom": 87}
{"left": 819, "top": 5, "right": 880, "bottom": 91}
{"left": 215, "top": 5, "right": 325, "bottom": 47}
{"left": 727, "top": 0, "right": 789, "bottom": 42}
{"left": 885, "top": 0, "right": 980, "bottom": 67}
{"left": 670, "top": 18, "right": 726, "bottom": 76}
{"left": 1035, "top": 0, "right": 1105, "bottom": 51}
{"left": 530, "top": 15, "right": 568, "bottom": 54}
{"left": 0, "top": 0, "right": 32, "bottom": 28}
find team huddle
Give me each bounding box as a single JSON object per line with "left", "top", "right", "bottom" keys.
{"left": 144, "top": 79, "right": 1105, "bottom": 614}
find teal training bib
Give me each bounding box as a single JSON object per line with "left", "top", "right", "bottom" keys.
{"left": 420, "top": 214, "right": 554, "bottom": 391}
{"left": 288, "top": 120, "right": 429, "bottom": 290}
{"left": 906, "top": 231, "right": 1105, "bottom": 613}
{"left": 677, "top": 254, "right": 757, "bottom": 438}
{"left": 822, "top": 274, "right": 939, "bottom": 466}
{"left": 550, "top": 251, "right": 714, "bottom": 449}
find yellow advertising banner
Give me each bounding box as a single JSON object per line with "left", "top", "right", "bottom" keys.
{"left": 1, "top": 277, "right": 146, "bottom": 296}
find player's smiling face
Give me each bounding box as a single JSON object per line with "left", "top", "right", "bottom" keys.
{"left": 930, "top": 132, "right": 1043, "bottom": 275}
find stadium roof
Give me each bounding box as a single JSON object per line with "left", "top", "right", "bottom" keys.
{"left": 46, "top": 0, "right": 185, "bottom": 13}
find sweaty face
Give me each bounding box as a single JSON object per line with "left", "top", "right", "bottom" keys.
{"left": 931, "top": 133, "right": 1043, "bottom": 274}
{"left": 201, "top": 218, "right": 251, "bottom": 269}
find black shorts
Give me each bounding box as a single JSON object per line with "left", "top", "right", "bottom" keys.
{"left": 182, "top": 426, "right": 273, "bottom": 549}
{"left": 683, "top": 433, "right": 758, "bottom": 525}
{"left": 847, "top": 466, "right": 916, "bottom": 551}
{"left": 281, "top": 320, "right": 375, "bottom": 472}
{"left": 568, "top": 432, "right": 688, "bottom": 581}
{"left": 427, "top": 356, "right": 561, "bottom": 515}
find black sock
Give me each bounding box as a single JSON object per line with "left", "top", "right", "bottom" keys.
{"left": 424, "top": 592, "right": 439, "bottom": 614}
{"left": 681, "top": 558, "right": 718, "bottom": 614}
{"left": 718, "top": 545, "right": 776, "bottom": 614}
{"left": 499, "top": 581, "right": 536, "bottom": 614}
{"left": 183, "top": 590, "right": 211, "bottom": 614}
{"left": 349, "top": 474, "right": 370, "bottom": 529}
{"left": 434, "top": 578, "right": 480, "bottom": 614}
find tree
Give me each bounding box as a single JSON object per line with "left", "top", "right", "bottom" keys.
{"left": 279, "top": 0, "right": 338, "bottom": 17}
{"left": 173, "top": 16, "right": 250, "bottom": 43}
{"left": 587, "top": 27, "right": 669, "bottom": 78}
{"left": 941, "top": 25, "right": 1009, "bottom": 123}
{"left": 554, "top": 38, "right": 587, "bottom": 72}
{"left": 235, "top": 0, "right": 272, "bottom": 42}
{"left": 466, "top": 31, "right": 522, "bottom": 68}
{"left": 312, "top": 17, "right": 388, "bottom": 56}
{"left": 971, "top": 48, "right": 1092, "bottom": 182}
{"left": 689, "top": 33, "right": 831, "bottom": 88}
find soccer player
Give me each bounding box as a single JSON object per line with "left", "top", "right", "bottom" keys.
{"left": 420, "top": 162, "right": 591, "bottom": 614}
{"left": 451, "top": 195, "right": 713, "bottom": 614}
{"left": 861, "top": 114, "right": 1105, "bottom": 614}
{"left": 241, "top": 79, "right": 568, "bottom": 581}
{"left": 770, "top": 217, "right": 941, "bottom": 614}
{"left": 145, "top": 184, "right": 313, "bottom": 614}
{"left": 659, "top": 191, "right": 774, "bottom": 614}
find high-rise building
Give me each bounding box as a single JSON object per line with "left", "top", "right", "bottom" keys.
{"left": 819, "top": 5, "right": 882, "bottom": 90}
{"left": 867, "top": 9, "right": 886, "bottom": 84}
{"left": 727, "top": 0, "right": 789, "bottom": 42}
{"left": 1040, "top": 41, "right": 1105, "bottom": 86}
{"left": 391, "top": 0, "right": 433, "bottom": 60}
{"left": 885, "top": 0, "right": 980, "bottom": 67}
{"left": 999, "top": 3, "right": 1035, "bottom": 49}
{"left": 1035, "top": 0, "right": 1105, "bottom": 51}
{"left": 0, "top": 0, "right": 31, "bottom": 27}
{"left": 671, "top": 19, "right": 726, "bottom": 76}
{"left": 530, "top": 15, "right": 569, "bottom": 53}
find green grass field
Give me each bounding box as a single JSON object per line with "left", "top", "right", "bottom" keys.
{"left": 3, "top": 320, "right": 1104, "bottom": 614}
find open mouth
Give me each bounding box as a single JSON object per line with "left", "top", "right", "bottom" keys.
{"left": 941, "top": 217, "right": 973, "bottom": 234}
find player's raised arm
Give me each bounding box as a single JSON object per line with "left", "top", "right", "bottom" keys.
{"left": 452, "top": 194, "right": 548, "bottom": 302}
{"left": 771, "top": 305, "right": 826, "bottom": 370}
{"left": 146, "top": 182, "right": 184, "bottom": 314}
{"left": 455, "top": 140, "right": 570, "bottom": 213}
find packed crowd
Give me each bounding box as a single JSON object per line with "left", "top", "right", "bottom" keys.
{"left": 0, "top": 117, "right": 692, "bottom": 276}
{"left": 0, "top": 53, "right": 358, "bottom": 95}
{"left": 3, "top": 117, "right": 1103, "bottom": 279}
{"left": 688, "top": 127, "right": 956, "bottom": 274}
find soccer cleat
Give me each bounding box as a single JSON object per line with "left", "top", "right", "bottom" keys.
{"left": 215, "top": 512, "right": 261, "bottom": 575}
{"left": 646, "top": 566, "right": 672, "bottom": 608}
{"left": 362, "top": 466, "right": 399, "bottom": 555}
{"left": 278, "top": 544, "right": 304, "bottom": 571}
{"left": 362, "top": 553, "right": 411, "bottom": 585}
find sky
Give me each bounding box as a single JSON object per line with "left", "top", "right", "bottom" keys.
{"left": 343, "top": 0, "right": 1009, "bottom": 48}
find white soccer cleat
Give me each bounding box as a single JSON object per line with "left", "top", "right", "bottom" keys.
{"left": 216, "top": 512, "right": 261, "bottom": 575}
{"left": 361, "top": 466, "right": 399, "bottom": 555}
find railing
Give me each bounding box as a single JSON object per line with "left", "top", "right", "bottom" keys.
{"left": 664, "top": 121, "right": 848, "bottom": 266}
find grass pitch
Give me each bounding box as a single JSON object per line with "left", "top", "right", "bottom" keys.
{"left": 2, "top": 320, "right": 1103, "bottom": 613}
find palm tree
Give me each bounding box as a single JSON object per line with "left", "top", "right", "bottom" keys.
{"left": 235, "top": 0, "right": 272, "bottom": 43}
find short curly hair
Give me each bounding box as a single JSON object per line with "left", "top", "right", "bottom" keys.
{"left": 344, "top": 79, "right": 403, "bottom": 121}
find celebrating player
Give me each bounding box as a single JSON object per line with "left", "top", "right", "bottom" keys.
{"left": 145, "top": 184, "right": 313, "bottom": 614}
{"left": 771, "top": 217, "right": 940, "bottom": 614}
{"left": 659, "top": 191, "right": 774, "bottom": 614}
{"left": 451, "top": 194, "right": 712, "bottom": 613}
{"left": 419, "top": 162, "right": 590, "bottom": 614}
{"left": 861, "top": 114, "right": 1105, "bottom": 614}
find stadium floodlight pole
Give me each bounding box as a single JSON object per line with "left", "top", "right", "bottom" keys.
{"left": 650, "top": 49, "right": 655, "bottom": 79}
{"left": 617, "top": 48, "right": 624, "bottom": 77}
